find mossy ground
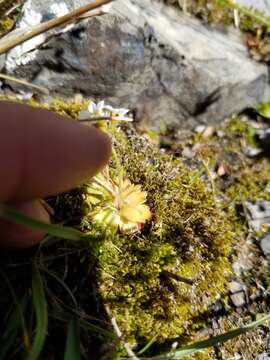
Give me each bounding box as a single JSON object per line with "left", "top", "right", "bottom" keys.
{"left": 152, "top": 109, "right": 270, "bottom": 358}
{"left": 1, "top": 0, "right": 270, "bottom": 358}
{"left": 88, "top": 127, "right": 234, "bottom": 349}
{"left": 46, "top": 98, "right": 235, "bottom": 357}
{"left": 1, "top": 95, "right": 270, "bottom": 358}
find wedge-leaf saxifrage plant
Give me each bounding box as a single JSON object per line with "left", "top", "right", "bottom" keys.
{"left": 82, "top": 100, "right": 151, "bottom": 234}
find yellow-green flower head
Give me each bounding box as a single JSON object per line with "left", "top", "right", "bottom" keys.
{"left": 85, "top": 169, "right": 151, "bottom": 233}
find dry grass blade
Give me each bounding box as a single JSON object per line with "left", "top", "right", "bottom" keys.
{"left": 105, "top": 304, "right": 139, "bottom": 360}
{"left": 0, "top": 73, "right": 49, "bottom": 94}
{"left": 0, "top": 0, "right": 114, "bottom": 55}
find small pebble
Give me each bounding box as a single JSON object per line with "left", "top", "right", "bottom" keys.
{"left": 257, "top": 353, "right": 270, "bottom": 360}
{"left": 242, "top": 146, "right": 262, "bottom": 157}
{"left": 228, "top": 281, "right": 246, "bottom": 308}
{"left": 194, "top": 124, "right": 206, "bottom": 134}
{"left": 259, "top": 232, "right": 270, "bottom": 256}
{"left": 182, "top": 147, "right": 194, "bottom": 159}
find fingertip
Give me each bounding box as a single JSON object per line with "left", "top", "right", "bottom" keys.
{"left": 0, "top": 102, "right": 112, "bottom": 202}
{"left": 86, "top": 125, "right": 112, "bottom": 173}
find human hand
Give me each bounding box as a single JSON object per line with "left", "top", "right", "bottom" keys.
{"left": 0, "top": 102, "right": 111, "bottom": 248}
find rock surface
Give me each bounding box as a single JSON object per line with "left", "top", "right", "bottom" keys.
{"left": 245, "top": 201, "right": 270, "bottom": 231}
{"left": 3, "top": 0, "right": 270, "bottom": 129}
{"left": 259, "top": 232, "right": 270, "bottom": 255}
{"left": 257, "top": 353, "right": 270, "bottom": 360}
{"left": 256, "top": 128, "right": 270, "bottom": 155}
{"left": 228, "top": 281, "right": 246, "bottom": 308}
{"left": 4, "top": 0, "right": 89, "bottom": 72}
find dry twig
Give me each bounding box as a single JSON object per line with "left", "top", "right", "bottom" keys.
{"left": 105, "top": 304, "right": 139, "bottom": 360}
{"left": 0, "top": 73, "right": 49, "bottom": 94}
{"left": 0, "top": 0, "right": 114, "bottom": 55}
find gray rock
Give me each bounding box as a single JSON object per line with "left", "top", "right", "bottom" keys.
{"left": 259, "top": 232, "right": 270, "bottom": 255}
{"left": 257, "top": 353, "right": 270, "bottom": 360}
{"left": 245, "top": 201, "right": 270, "bottom": 231}
{"left": 228, "top": 281, "right": 246, "bottom": 307}
{"left": 3, "top": 0, "right": 270, "bottom": 129}
{"left": 5, "top": 0, "right": 92, "bottom": 72}
{"left": 242, "top": 146, "right": 262, "bottom": 157}
{"left": 256, "top": 128, "right": 270, "bottom": 154}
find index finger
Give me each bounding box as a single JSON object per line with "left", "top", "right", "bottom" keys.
{"left": 0, "top": 101, "right": 111, "bottom": 202}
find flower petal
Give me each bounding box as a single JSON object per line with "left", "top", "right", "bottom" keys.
{"left": 120, "top": 204, "right": 151, "bottom": 224}
{"left": 88, "top": 101, "right": 96, "bottom": 113}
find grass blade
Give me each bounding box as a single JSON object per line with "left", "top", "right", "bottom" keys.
{"left": 27, "top": 263, "right": 48, "bottom": 360}
{"left": 0, "top": 269, "right": 29, "bottom": 358}
{"left": 41, "top": 268, "right": 78, "bottom": 309}
{"left": 151, "top": 313, "right": 270, "bottom": 359}
{"left": 136, "top": 337, "right": 157, "bottom": 356}
{"left": 0, "top": 295, "right": 28, "bottom": 360}
{"left": 64, "top": 318, "right": 81, "bottom": 360}
{"left": 0, "top": 204, "right": 91, "bottom": 241}
{"left": 218, "top": 0, "right": 270, "bottom": 29}
{"left": 79, "top": 318, "right": 115, "bottom": 339}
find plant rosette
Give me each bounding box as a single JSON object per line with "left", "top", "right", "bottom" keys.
{"left": 85, "top": 167, "right": 152, "bottom": 234}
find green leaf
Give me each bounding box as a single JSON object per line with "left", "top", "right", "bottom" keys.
{"left": 0, "top": 204, "right": 91, "bottom": 241}
{"left": 256, "top": 102, "right": 270, "bottom": 119}
{"left": 152, "top": 313, "right": 270, "bottom": 359}
{"left": 64, "top": 318, "right": 81, "bottom": 360}
{"left": 136, "top": 336, "right": 157, "bottom": 356}
{"left": 27, "top": 263, "right": 48, "bottom": 360}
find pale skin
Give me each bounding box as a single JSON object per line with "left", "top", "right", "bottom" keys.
{"left": 0, "top": 102, "right": 111, "bottom": 248}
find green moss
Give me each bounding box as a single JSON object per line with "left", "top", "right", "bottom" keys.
{"left": 26, "top": 97, "right": 235, "bottom": 356}
{"left": 76, "top": 126, "right": 234, "bottom": 354}
{"left": 0, "top": 0, "right": 22, "bottom": 37}
{"left": 0, "top": 95, "right": 88, "bottom": 120}
{"left": 190, "top": 115, "right": 270, "bottom": 203}
{"left": 3, "top": 96, "right": 267, "bottom": 358}
{"left": 256, "top": 102, "right": 270, "bottom": 119}
{"left": 49, "top": 97, "right": 88, "bottom": 119}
